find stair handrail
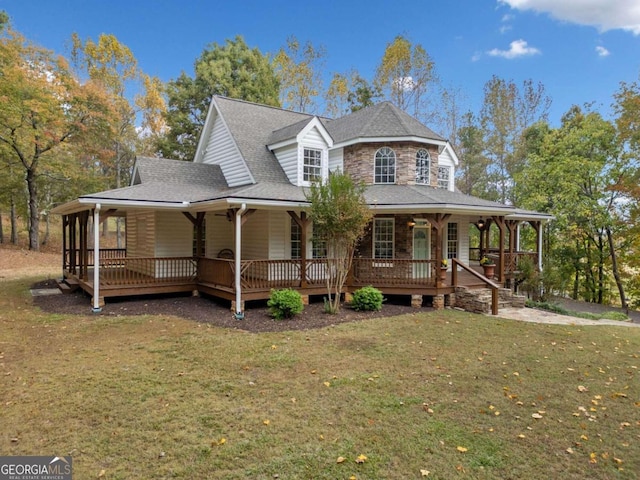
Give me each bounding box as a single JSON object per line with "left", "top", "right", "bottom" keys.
{"left": 451, "top": 258, "right": 500, "bottom": 315}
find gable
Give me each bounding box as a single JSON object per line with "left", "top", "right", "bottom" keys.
{"left": 197, "top": 105, "right": 254, "bottom": 187}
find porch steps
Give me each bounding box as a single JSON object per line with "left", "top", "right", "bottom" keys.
{"left": 57, "top": 278, "right": 79, "bottom": 294}
{"left": 453, "top": 286, "right": 525, "bottom": 315}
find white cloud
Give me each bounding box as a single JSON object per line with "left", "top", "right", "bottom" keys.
{"left": 487, "top": 39, "right": 541, "bottom": 59}
{"left": 499, "top": 24, "right": 513, "bottom": 33}
{"left": 595, "top": 45, "right": 610, "bottom": 56}
{"left": 471, "top": 52, "right": 482, "bottom": 62}
{"left": 499, "top": 0, "right": 640, "bottom": 35}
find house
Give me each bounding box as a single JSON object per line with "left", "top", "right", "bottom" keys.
{"left": 52, "top": 96, "right": 552, "bottom": 316}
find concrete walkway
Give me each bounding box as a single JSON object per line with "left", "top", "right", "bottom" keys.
{"left": 495, "top": 307, "right": 640, "bottom": 328}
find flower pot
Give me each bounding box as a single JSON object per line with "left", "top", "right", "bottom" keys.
{"left": 482, "top": 264, "right": 495, "bottom": 278}
{"left": 439, "top": 267, "right": 447, "bottom": 281}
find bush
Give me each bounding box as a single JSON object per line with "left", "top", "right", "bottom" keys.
{"left": 267, "top": 289, "right": 304, "bottom": 320}
{"left": 351, "top": 286, "right": 384, "bottom": 311}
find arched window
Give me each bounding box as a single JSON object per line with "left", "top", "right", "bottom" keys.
{"left": 415, "top": 149, "right": 430, "bottom": 184}
{"left": 374, "top": 147, "right": 396, "bottom": 184}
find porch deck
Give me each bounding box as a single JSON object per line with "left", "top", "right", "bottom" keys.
{"left": 64, "top": 255, "right": 493, "bottom": 303}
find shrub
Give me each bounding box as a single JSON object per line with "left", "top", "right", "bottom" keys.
{"left": 351, "top": 286, "right": 384, "bottom": 311}
{"left": 267, "top": 289, "right": 304, "bottom": 320}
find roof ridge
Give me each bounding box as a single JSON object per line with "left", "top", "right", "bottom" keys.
{"left": 387, "top": 102, "right": 414, "bottom": 133}
{"left": 213, "top": 95, "right": 331, "bottom": 121}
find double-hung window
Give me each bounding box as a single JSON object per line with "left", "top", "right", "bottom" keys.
{"left": 373, "top": 218, "right": 394, "bottom": 259}
{"left": 303, "top": 148, "right": 322, "bottom": 183}
{"left": 437, "top": 166, "right": 451, "bottom": 189}
{"left": 290, "top": 220, "right": 301, "bottom": 259}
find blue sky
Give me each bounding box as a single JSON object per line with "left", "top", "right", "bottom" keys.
{"left": 2, "top": 0, "right": 640, "bottom": 127}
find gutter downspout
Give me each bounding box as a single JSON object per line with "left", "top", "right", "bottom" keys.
{"left": 234, "top": 203, "right": 247, "bottom": 319}
{"left": 92, "top": 204, "right": 102, "bottom": 313}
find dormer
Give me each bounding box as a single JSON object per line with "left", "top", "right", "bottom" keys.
{"left": 267, "top": 117, "right": 333, "bottom": 187}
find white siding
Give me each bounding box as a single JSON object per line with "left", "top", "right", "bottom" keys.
{"left": 155, "top": 211, "right": 192, "bottom": 257}
{"left": 274, "top": 145, "right": 299, "bottom": 184}
{"left": 126, "top": 210, "right": 155, "bottom": 257}
{"left": 269, "top": 211, "right": 288, "bottom": 260}
{"left": 241, "top": 210, "right": 269, "bottom": 259}
{"left": 200, "top": 110, "right": 253, "bottom": 187}
{"left": 205, "top": 212, "right": 234, "bottom": 258}
{"left": 300, "top": 126, "right": 327, "bottom": 149}
{"left": 329, "top": 147, "right": 343, "bottom": 172}
{"left": 438, "top": 148, "right": 455, "bottom": 191}
{"left": 443, "top": 215, "right": 470, "bottom": 265}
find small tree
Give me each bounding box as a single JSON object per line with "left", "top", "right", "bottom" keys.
{"left": 306, "top": 171, "right": 372, "bottom": 313}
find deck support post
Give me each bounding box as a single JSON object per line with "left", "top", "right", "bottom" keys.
{"left": 92, "top": 204, "right": 102, "bottom": 313}
{"left": 234, "top": 203, "right": 247, "bottom": 319}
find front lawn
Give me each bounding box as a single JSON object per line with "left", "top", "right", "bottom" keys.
{"left": 1, "top": 277, "right": 638, "bottom": 479}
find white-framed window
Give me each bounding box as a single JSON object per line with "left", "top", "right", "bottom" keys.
{"left": 374, "top": 147, "right": 396, "bottom": 184}
{"left": 312, "top": 236, "right": 327, "bottom": 258}
{"left": 373, "top": 218, "right": 394, "bottom": 259}
{"left": 303, "top": 147, "right": 322, "bottom": 182}
{"left": 415, "top": 149, "right": 431, "bottom": 185}
{"left": 291, "top": 220, "right": 301, "bottom": 259}
{"left": 447, "top": 222, "right": 458, "bottom": 259}
{"left": 437, "top": 166, "right": 451, "bottom": 189}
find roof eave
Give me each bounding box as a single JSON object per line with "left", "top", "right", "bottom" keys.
{"left": 333, "top": 136, "right": 447, "bottom": 149}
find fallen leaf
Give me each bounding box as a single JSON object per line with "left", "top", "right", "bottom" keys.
{"left": 589, "top": 452, "right": 597, "bottom": 464}
{"left": 456, "top": 446, "right": 468, "bottom": 453}
{"left": 323, "top": 381, "right": 331, "bottom": 387}
{"left": 98, "top": 470, "right": 106, "bottom": 478}
{"left": 336, "top": 456, "right": 346, "bottom": 463}
{"left": 531, "top": 413, "right": 543, "bottom": 419}
{"left": 566, "top": 447, "right": 574, "bottom": 454}
{"left": 212, "top": 438, "right": 226, "bottom": 446}
{"left": 355, "top": 454, "right": 368, "bottom": 463}
{"left": 420, "top": 469, "right": 431, "bottom": 476}
{"left": 263, "top": 419, "right": 270, "bottom": 426}
{"left": 271, "top": 345, "right": 277, "bottom": 350}
{"left": 577, "top": 385, "right": 588, "bottom": 392}
{"left": 517, "top": 434, "right": 526, "bottom": 439}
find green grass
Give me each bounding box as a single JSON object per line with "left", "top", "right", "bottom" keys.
{"left": 1, "top": 277, "right": 639, "bottom": 479}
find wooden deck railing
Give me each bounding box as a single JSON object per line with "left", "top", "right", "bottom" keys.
{"left": 351, "top": 258, "right": 437, "bottom": 287}
{"left": 64, "top": 248, "right": 126, "bottom": 271}
{"left": 99, "top": 257, "right": 196, "bottom": 286}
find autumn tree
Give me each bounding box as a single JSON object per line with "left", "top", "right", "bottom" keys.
{"left": 0, "top": 28, "right": 115, "bottom": 250}
{"left": 306, "top": 171, "right": 372, "bottom": 314}
{"left": 274, "top": 36, "right": 325, "bottom": 113}
{"left": 374, "top": 35, "right": 437, "bottom": 122}
{"left": 515, "top": 106, "right": 630, "bottom": 308}
{"left": 479, "top": 76, "right": 551, "bottom": 204}
{"left": 159, "top": 36, "right": 279, "bottom": 160}
{"left": 324, "top": 71, "right": 381, "bottom": 117}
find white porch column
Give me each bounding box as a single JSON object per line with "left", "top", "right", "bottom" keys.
{"left": 537, "top": 223, "right": 543, "bottom": 271}
{"left": 234, "top": 203, "right": 247, "bottom": 319}
{"left": 516, "top": 223, "right": 521, "bottom": 252}
{"left": 92, "top": 204, "right": 102, "bottom": 313}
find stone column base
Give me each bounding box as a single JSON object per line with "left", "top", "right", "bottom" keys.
{"left": 432, "top": 294, "right": 445, "bottom": 310}
{"left": 411, "top": 294, "right": 423, "bottom": 308}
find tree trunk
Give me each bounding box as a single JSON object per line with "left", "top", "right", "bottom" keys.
{"left": 10, "top": 196, "right": 17, "bottom": 244}
{"left": 606, "top": 226, "right": 628, "bottom": 312}
{"left": 26, "top": 167, "right": 39, "bottom": 251}
{"left": 42, "top": 213, "right": 50, "bottom": 246}
{"left": 0, "top": 210, "right": 3, "bottom": 243}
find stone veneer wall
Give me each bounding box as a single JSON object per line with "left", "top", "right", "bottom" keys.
{"left": 343, "top": 142, "right": 440, "bottom": 186}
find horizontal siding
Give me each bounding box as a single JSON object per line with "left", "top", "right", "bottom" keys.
{"left": 155, "top": 211, "right": 192, "bottom": 257}
{"left": 301, "top": 127, "right": 327, "bottom": 149}
{"left": 329, "top": 147, "right": 343, "bottom": 172}
{"left": 205, "top": 213, "right": 234, "bottom": 258}
{"left": 274, "top": 145, "right": 299, "bottom": 184}
{"left": 242, "top": 210, "right": 269, "bottom": 259}
{"left": 126, "top": 210, "right": 155, "bottom": 258}
{"left": 269, "top": 211, "right": 288, "bottom": 260}
{"left": 201, "top": 110, "right": 253, "bottom": 187}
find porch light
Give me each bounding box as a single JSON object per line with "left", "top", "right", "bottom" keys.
{"left": 477, "top": 218, "right": 485, "bottom": 230}
{"left": 407, "top": 221, "right": 416, "bottom": 227}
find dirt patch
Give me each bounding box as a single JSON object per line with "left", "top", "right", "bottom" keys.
{"left": 30, "top": 279, "right": 428, "bottom": 333}
{"left": 0, "top": 247, "right": 60, "bottom": 281}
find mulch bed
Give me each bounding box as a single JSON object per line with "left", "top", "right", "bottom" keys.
{"left": 30, "top": 279, "right": 429, "bottom": 333}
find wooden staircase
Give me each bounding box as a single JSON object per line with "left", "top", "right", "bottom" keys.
{"left": 57, "top": 277, "right": 80, "bottom": 294}
{"left": 454, "top": 286, "right": 525, "bottom": 315}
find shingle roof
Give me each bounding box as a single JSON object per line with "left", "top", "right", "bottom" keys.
{"left": 134, "top": 156, "right": 227, "bottom": 187}
{"left": 267, "top": 117, "right": 316, "bottom": 145}
{"left": 324, "top": 101, "right": 445, "bottom": 144}
{"left": 213, "top": 96, "right": 313, "bottom": 184}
